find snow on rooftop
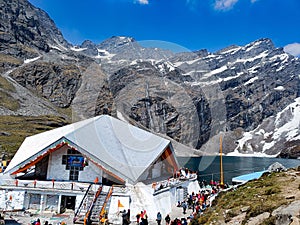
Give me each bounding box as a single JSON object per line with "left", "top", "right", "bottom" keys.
{"left": 6, "top": 115, "right": 172, "bottom": 184}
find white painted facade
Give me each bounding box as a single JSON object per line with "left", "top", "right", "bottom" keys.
{"left": 47, "top": 145, "right": 102, "bottom": 183}
{"left": 47, "top": 145, "right": 69, "bottom": 181}
{"left": 108, "top": 179, "right": 200, "bottom": 222}
{"left": 0, "top": 190, "right": 25, "bottom": 211}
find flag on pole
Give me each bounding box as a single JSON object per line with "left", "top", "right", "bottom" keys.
{"left": 118, "top": 199, "right": 124, "bottom": 208}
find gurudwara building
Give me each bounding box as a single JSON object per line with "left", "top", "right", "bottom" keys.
{"left": 0, "top": 115, "right": 200, "bottom": 224}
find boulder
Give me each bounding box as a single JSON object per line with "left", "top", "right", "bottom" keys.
{"left": 246, "top": 212, "right": 270, "bottom": 225}
{"left": 268, "top": 162, "right": 287, "bottom": 173}
{"left": 272, "top": 200, "right": 300, "bottom": 225}
{"left": 226, "top": 212, "right": 247, "bottom": 225}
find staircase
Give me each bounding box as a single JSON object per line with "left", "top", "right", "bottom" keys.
{"left": 74, "top": 185, "right": 113, "bottom": 224}
{"left": 183, "top": 187, "right": 188, "bottom": 199}
{"left": 74, "top": 184, "right": 93, "bottom": 223}
{"left": 89, "top": 186, "right": 112, "bottom": 222}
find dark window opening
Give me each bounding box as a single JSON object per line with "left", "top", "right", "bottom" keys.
{"left": 69, "top": 169, "right": 79, "bottom": 181}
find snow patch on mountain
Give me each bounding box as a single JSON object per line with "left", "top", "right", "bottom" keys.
{"left": 24, "top": 56, "right": 41, "bottom": 64}
{"left": 234, "top": 98, "right": 300, "bottom": 156}
{"left": 70, "top": 46, "right": 87, "bottom": 52}
{"left": 244, "top": 76, "right": 258, "bottom": 86}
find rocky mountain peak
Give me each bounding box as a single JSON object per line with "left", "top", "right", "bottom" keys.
{"left": 0, "top": 0, "right": 70, "bottom": 59}
{"left": 80, "top": 40, "right": 97, "bottom": 49}
{"left": 97, "top": 36, "right": 136, "bottom": 52}
{"left": 1, "top": 0, "right": 299, "bottom": 158}
{"left": 244, "top": 38, "right": 275, "bottom": 52}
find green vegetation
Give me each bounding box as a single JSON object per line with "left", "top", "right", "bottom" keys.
{"left": 0, "top": 90, "right": 20, "bottom": 111}
{"left": 0, "top": 115, "right": 69, "bottom": 158}
{"left": 0, "top": 76, "right": 15, "bottom": 92}
{"left": 0, "top": 53, "right": 22, "bottom": 66}
{"left": 0, "top": 76, "right": 20, "bottom": 111}
{"left": 193, "top": 172, "right": 296, "bottom": 224}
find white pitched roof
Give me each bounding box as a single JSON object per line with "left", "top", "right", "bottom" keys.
{"left": 5, "top": 115, "right": 172, "bottom": 184}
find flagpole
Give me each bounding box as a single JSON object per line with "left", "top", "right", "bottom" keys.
{"left": 220, "top": 134, "right": 224, "bottom": 186}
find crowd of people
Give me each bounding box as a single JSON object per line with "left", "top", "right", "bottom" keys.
{"left": 135, "top": 210, "right": 189, "bottom": 225}
{"left": 152, "top": 168, "right": 198, "bottom": 192}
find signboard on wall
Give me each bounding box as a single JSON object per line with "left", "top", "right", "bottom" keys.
{"left": 67, "top": 156, "right": 84, "bottom": 167}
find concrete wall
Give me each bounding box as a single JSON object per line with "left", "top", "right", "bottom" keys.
{"left": 75, "top": 194, "right": 85, "bottom": 212}
{"left": 47, "top": 145, "right": 102, "bottom": 183}
{"left": 47, "top": 145, "right": 70, "bottom": 181}
{"left": 79, "top": 161, "right": 103, "bottom": 183}
{"left": 0, "top": 190, "right": 25, "bottom": 210}
{"left": 153, "top": 189, "right": 172, "bottom": 216}
{"left": 45, "top": 194, "right": 59, "bottom": 212}
{"left": 187, "top": 179, "right": 200, "bottom": 195}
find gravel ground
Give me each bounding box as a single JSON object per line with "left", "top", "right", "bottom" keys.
{"left": 3, "top": 205, "right": 193, "bottom": 225}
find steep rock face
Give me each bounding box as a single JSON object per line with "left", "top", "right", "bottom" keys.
{"left": 0, "top": 0, "right": 69, "bottom": 65}
{"left": 109, "top": 61, "right": 211, "bottom": 149}
{"left": 232, "top": 98, "right": 300, "bottom": 157}
{"left": 92, "top": 37, "right": 300, "bottom": 156}
{"left": 1, "top": 0, "right": 299, "bottom": 157}
{"left": 0, "top": 0, "right": 69, "bottom": 49}
{"left": 10, "top": 61, "right": 82, "bottom": 108}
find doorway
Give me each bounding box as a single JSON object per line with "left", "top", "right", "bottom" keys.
{"left": 61, "top": 195, "right": 76, "bottom": 211}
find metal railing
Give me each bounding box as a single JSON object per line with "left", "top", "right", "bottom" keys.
{"left": 99, "top": 186, "right": 114, "bottom": 218}
{"left": 1, "top": 179, "right": 91, "bottom": 192}
{"left": 73, "top": 183, "right": 92, "bottom": 223}
{"left": 84, "top": 186, "right": 102, "bottom": 225}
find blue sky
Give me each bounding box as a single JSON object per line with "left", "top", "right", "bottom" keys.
{"left": 28, "top": 0, "right": 300, "bottom": 55}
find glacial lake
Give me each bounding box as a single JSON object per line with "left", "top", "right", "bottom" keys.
{"left": 178, "top": 156, "right": 300, "bottom": 184}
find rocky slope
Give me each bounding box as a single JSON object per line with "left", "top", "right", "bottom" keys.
{"left": 0, "top": 0, "right": 299, "bottom": 158}
{"left": 192, "top": 167, "right": 300, "bottom": 225}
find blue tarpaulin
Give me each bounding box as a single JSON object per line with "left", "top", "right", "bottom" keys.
{"left": 232, "top": 170, "right": 267, "bottom": 184}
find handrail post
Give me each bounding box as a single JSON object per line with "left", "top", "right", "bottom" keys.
{"left": 84, "top": 185, "right": 102, "bottom": 225}
{"left": 74, "top": 184, "right": 92, "bottom": 223}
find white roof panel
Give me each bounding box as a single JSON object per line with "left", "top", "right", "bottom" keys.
{"left": 6, "top": 115, "right": 171, "bottom": 184}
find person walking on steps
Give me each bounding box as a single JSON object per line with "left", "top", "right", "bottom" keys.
{"left": 156, "top": 212, "right": 162, "bottom": 225}
{"left": 165, "top": 214, "right": 171, "bottom": 225}
{"left": 182, "top": 201, "right": 187, "bottom": 214}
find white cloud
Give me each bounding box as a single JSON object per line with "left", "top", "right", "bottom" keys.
{"left": 136, "top": 0, "right": 149, "bottom": 4}
{"left": 284, "top": 43, "right": 300, "bottom": 57}
{"left": 213, "top": 0, "right": 258, "bottom": 11}
{"left": 214, "top": 0, "right": 239, "bottom": 11}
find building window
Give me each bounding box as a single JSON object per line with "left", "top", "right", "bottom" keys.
{"left": 69, "top": 169, "right": 79, "bottom": 181}
{"left": 62, "top": 155, "right": 67, "bottom": 165}
{"left": 67, "top": 148, "right": 80, "bottom": 155}
{"left": 62, "top": 147, "right": 85, "bottom": 181}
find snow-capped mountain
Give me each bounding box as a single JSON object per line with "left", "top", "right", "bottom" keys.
{"left": 68, "top": 36, "right": 300, "bottom": 157}
{"left": 230, "top": 98, "right": 300, "bottom": 157}
{"left": 1, "top": 0, "right": 299, "bottom": 158}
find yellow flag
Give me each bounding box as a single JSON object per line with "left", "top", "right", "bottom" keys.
{"left": 118, "top": 199, "right": 124, "bottom": 208}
